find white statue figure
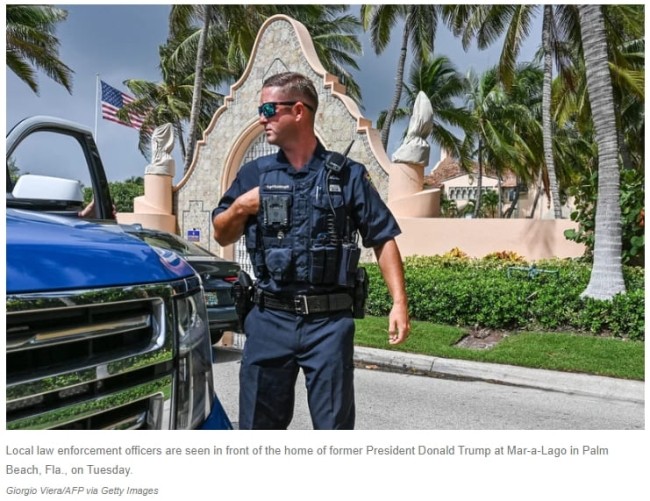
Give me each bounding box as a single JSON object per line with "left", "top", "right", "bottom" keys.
{"left": 391, "top": 91, "right": 434, "bottom": 166}
{"left": 145, "top": 123, "right": 176, "bottom": 176}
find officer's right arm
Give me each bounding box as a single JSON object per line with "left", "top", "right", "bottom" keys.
{"left": 213, "top": 187, "right": 260, "bottom": 246}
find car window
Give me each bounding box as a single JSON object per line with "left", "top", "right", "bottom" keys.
{"left": 8, "top": 131, "right": 92, "bottom": 193}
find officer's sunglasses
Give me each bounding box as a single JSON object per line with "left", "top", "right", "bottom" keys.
{"left": 258, "top": 101, "right": 315, "bottom": 118}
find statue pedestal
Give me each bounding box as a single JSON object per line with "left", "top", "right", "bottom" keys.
{"left": 386, "top": 161, "right": 439, "bottom": 217}
{"left": 388, "top": 162, "right": 424, "bottom": 201}
{"left": 116, "top": 174, "right": 176, "bottom": 233}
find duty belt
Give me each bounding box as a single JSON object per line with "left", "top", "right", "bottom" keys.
{"left": 254, "top": 289, "right": 353, "bottom": 315}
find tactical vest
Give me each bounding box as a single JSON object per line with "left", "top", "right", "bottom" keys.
{"left": 244, "top": 155, "right": 360, "bottom": 289}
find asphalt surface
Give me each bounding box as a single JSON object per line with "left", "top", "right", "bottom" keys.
{"left": 221, "top": 333, "right": 644, "bottom": 405}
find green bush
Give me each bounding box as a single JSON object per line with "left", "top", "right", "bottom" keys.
{"left": 365, "top": 256, "right": 644, "bottom": 340}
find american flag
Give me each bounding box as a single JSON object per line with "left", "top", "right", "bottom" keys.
{"left": 100, "top": 80, "right": 145, "bottom": 129}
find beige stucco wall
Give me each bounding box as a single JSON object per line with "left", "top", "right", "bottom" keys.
{"left": 395, "top": 218, "right": 584, "bottom": 260}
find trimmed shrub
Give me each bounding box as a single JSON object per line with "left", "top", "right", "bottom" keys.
{"left": 365, "top": 255, "right": 644, "bottom": 340}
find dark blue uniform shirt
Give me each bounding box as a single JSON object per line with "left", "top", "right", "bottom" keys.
{"left": 214, "top": 142, "right": 401, "bottom": 294}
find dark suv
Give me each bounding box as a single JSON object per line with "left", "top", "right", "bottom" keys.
{"left": 121, "top": 225, "right": 241, "bottom": 345}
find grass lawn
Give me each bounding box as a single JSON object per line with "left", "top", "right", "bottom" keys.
{"left": 354, "top": 316, "right": 645, "bottom": 381}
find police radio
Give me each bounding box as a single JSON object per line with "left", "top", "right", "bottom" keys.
{"left": 324, "top": 140, "right": 362, "bottom": 288}
{"left": 325, "top": 140, "right": 355, "bottom": 173}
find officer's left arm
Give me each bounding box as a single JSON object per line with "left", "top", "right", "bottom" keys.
{"left": 374, "top": 239, "right": 410, "bottom": 345}
{"left": 348, "top": 164, "right": 409, "bottom": 343}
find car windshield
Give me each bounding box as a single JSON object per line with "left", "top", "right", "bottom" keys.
{"left": 136, "top": 232, "right": 214, "bottom": 257}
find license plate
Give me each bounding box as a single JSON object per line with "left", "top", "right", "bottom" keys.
{"left": 204, "top": 292, "right": 219, "bottom": 306}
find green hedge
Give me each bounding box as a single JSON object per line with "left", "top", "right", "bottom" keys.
{"left": 365, "top": 255, "right": 645, "bottom": 341}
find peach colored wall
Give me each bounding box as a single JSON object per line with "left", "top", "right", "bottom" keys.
{"left": 394, "top": 217, "right": 585, "bottom": 260}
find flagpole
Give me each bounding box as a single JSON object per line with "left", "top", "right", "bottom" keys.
{"left": 94, "top": 74, "right": 100, "bottom": 140}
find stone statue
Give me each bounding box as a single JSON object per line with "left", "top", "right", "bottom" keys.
{"left": 145, "top": 123, "right": 176, "bottom": 176}
{"left": 391, "top": 91, "right": 434, "bottom": 166}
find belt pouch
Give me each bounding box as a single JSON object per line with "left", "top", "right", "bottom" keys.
{"left": 337, "top": 243, "right": 361, "bottom": 287}
{"left": 309, "top": 244, "right": 326, "bottom": 284}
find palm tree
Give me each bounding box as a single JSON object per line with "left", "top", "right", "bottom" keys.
{"left": 6, "top": 4, "right": 73, "bottom": 94}
{"left": 360, "top": 5, "right": 443, "bottom": 150}
{"left": 577, "top": 5, "right": 626, "bottom": 300}
{"left": 541, "top": 6, "right": 562, "bottom": 218}
{"left": 295, "top": 7, "right": 363, "bottom": 101}
{"left": 118, "top": 40, "right": 223, "bottom": 161}
{"left": 554, "top": 8, "right": 644, "bottom": 174}
{"left": 481, "top": 189, "right": 500, "bottom": 218}
{"left": 464, "top": 68, "right": 509, "bottom": 218}
{"left": 185, "top": 6, "right": 211, "bottom": 174}
{"left": 464, "top": 64, "right": 547, "bottom": 219}
{"left": 448, "top": 5, "right": 580, "bottom": 219}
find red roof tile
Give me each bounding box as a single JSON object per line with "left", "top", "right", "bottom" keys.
{"left": 424, "top": 156, "right": 518, "bottom": 188}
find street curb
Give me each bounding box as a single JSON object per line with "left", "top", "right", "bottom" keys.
{"left": 353, "top": 346, "right": 645, "bottom": 404}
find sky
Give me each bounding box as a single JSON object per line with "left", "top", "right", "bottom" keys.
{"left": 6, "top": 4, "right": 542, "bottom": 184}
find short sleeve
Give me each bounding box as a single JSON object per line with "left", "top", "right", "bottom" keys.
{"left": 347, "top": 163, "right": 401, "bottom": 248}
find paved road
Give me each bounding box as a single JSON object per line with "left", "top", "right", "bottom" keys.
{"left": 212, "top": 347, "right": 644, "bottom": 430}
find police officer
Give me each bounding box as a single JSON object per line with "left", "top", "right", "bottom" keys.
{"left": 213, "top": 72, "right": 410, "bottom": 429}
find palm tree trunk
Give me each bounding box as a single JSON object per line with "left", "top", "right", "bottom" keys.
{"left": 381, "top": 23, "right": 410, "bottom": 150}
{"left": 184, "top": 7, "right": 211, "bottom": 174}
{"left": 497, "top": 176, "right": 502, "bottom": 218}
{"left": 542, "top": 5, "right": 563, "bottom": 219}
{"left": 614, "top": 103, "right": 634, "bottom": 169}
{"left": 527, "top": 180, "right": 543, "bottom": 219}
{"left": 578, "top": 4, "right": 626, "bottom": 300}
{"left": 473, "top": 143, "right": 483, "bottom": 218}
{"left": 503, "top": 191, "right": 519, "bottom": 218}
{"left": 174, "top": 121, "right": 187, "bottom": 161}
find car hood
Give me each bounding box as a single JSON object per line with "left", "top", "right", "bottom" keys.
{"left": 183, "top": 256, "right": 240, "bottom": 278}
{"left": 6, "top": 209, "right": 196, "bottom": 294}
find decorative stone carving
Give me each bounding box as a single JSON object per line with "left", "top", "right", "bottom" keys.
{"left": 145, "top": 123, "right": 175, "bottom": 176}
{"left": 391, "top": 91, "right": 433, "bottom": 166}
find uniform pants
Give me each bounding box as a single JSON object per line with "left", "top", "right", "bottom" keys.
{"left": 239, "top": 305, "right": 355, "bottom": 430}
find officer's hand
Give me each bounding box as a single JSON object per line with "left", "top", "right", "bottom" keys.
{"left": 387, "top": 303, "right": 410, "bottom": 345}
{"left": 235, "top": 187, "right": 260, "bottom": 216}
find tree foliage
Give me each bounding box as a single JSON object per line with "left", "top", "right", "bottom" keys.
{"left": 83, "top": 177, "right": 144, "bottom": 213}
{"left": 565, "top": 167, "right": 644, "bottom": 267}
{"left": 6, "top": 5, "right": 73, "bottom": 94}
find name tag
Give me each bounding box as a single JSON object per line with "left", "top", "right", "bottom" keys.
{"left": 264, "top": 184, "right": 291, "bottom": 191}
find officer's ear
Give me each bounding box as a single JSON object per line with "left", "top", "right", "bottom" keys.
{"left": 295, "top": 102, "right": 312, "bottom": 121}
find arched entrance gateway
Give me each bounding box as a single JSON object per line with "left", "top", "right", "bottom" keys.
{"left": 173, "top": 14, "right": 393, "bottom": 271}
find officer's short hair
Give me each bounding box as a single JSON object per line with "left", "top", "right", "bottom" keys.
{"left": 263, "top": 72, "right": 318, "bottom": 112}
